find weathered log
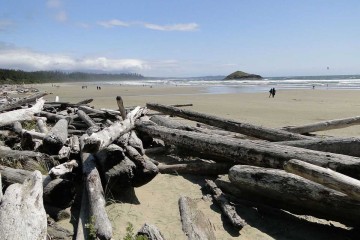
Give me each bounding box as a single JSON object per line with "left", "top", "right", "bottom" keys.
{"left": 205, "top": 179, "right": 246, "bottom": 229}
{"left": 0, "top": 170, "right": 47, "bottom": 240}
{"left": 136, "top": 122, "right": 360, "bottom": 179}
{"left": 49, "top": 160, "right": 78, "bottom": 179}
{"left": 278, "top": 137, "right": 360, "bottom": 157}
{"left": 284, "top": 159, "right": 360, "bottom": 201}
{"left": 0, "top": 165, "right": 75, "bottom": 208}
{"left": 178, "top": 196, "right": 216, "bottom": 240}
{"left": 151, "top": 115, "right": 245, "bottom": 138}
{"left": 77, "top": 98, "right": 93, "bottom": 105}
{"left": 229, "top": 165, "right": 360, "bottom": 225}
{"left": 83, "top": 106, "right": 145, "bottom": 153}
{"left": 80, "top": 137, "right": 113, "bottom": 240}
{"left": 128, "top": 131, "right": 145, "bottom": 155}
{"left": 69, "top": 135, "right": 80, "bottom": 154}
{"left": 36, "top": 118, "right": 48, "bottom": 133}
{"left": 39, "top": 111, "right": 73, "bottom": 123}
{"left": 95, "top": 144, "right": 126, "bottom": 172}
{"left": 77, "top": 109, "right": 100, "bottom": 133}
{"left": 146, "top": 103, "right": 312, "bottom": 141}
{"left": 125, "top": 145, "right": 158, "bottom": 187}
{"left": 0, "top": 92, "right": 47, "bottom": 112}
{"left": 0, "top": 172, "right": 2, "bottom": 202}
{"left": 158, "top": 162, "right": 232, "bottom": 176}
{"left": 0, "top": 98, "right": 45, "bottom": 127}
{"left": 78, "top": 105, "right": 106, "bottom": 115}
{"left": 136, "top": 223, "right": 166, "bottom": 240}
{"left": 281, "top": 115, "right": 360, "bottom": 134}
{"left": 13, "top": 121, "right": 46, "bottom": 141}
{"left": 76, "top": 187, "right": 90, "bottom": 240}
{"left": 0, "top": 146, "right": 55, "bottom": 166}
{"left": 43, "top": 118, "right": 68, "bottom": 155}
{"left": 116, "top": 96, "right": 127, "bottom": 120}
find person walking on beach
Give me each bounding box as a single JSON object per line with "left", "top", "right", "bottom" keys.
{"left": 272, "top": 88, "right": 276, "bottom": 98}
{"left": 269, "top": 88, "right": 273, "bottom": 98}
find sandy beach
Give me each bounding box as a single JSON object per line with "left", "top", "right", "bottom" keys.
{"left": 35, "top": 83, "right": 359, "bottom": 239}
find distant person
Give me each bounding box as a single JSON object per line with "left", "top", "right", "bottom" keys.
{"left": 269, "top": 88, "right": 273, "bottom": 98}
{"left": 312, "top": 85, "right": 315, "bottom": 90}
{"left": 272, "top": 88, "right": 276, "bottom": 98}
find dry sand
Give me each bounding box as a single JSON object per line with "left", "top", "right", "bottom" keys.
{"left": 35, "top": 83, "right": 360, "bottom": 239}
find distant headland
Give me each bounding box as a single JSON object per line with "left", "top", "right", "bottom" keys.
{"left": 224, "top": 71, "right": 262, "bottom": 80}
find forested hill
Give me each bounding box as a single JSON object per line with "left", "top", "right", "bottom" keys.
{"left": 0, "top": 69, "right": 145, "bottom": 84}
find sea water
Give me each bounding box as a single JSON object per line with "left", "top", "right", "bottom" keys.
{"left": 89, "top": 75, "right": 360, "bottom": 94}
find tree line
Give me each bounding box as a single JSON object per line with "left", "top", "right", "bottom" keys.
{"left": 0, "top": 69, "right": 145, "bottom": 84}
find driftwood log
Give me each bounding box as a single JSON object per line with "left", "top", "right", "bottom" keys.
{"left": 284, "top": 159, "right": 360, "bottom": 201}
{"left": 0, "top": 92, "right": 47, "bottom": 113}
{"left": 136, "top": 223, "right": 166, "bottom": 240}
{"left": 136, "top": 122, "right": 360, "bottom": 179}
{"left": 42, "top": 118, "right": 69, "bottom": 155}
{"left": 146, "top": 103, "right": 312, "bottom": 141}
{"left": 278, "top": 137, "right": 360, "bottom": 157}
{"left": 80, "top": 137, "right": 113, "bottom": 240}
{"left": 83, "top": 106, "right": 145, "bottom": 153}
{"left": 77, "top": 109, "right": 100, "bottom": 133}
{"left": 228, "top": 165, "right": 360, "bottom": 225}
{"left": 0, "top": 170, "right": 47, "bottom": 240}
{"left": 76, "top": 187, "right": 90, "bottom": 240}
{"left": 281, "top": 115, "right": 360, "bottom": 134}
{"left": 178, "top": 196, "right": 216, "bottom": 240}
{"left": 158, "top": 161, "right": 232, "bottom": 176}
{"left": 0, "top": 98, "right": 45, "bottom": 127}
{"left": 205, "top": 179, "right": 246, "bottom": 229}
{"left": 116, "top": 96, "right": 127, "bottom": 120}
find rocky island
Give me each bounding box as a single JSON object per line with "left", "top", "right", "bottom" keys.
{"left": 224, "top": 71, "right": 262, "bottom": 80}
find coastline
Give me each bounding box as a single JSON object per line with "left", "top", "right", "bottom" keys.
{"left": 33, "top": 83, "right": 360, "bottom": 239}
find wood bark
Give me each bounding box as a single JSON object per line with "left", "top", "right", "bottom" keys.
{"left": 82, "top": 106, "right": 145, "bottom": 153}
{"left": 228, "top": 165, "right": 360, "bottom": 225}
{"left": 39, "top": 111, "right": 70, "bottom": 122}
{"left": 0, "top": 146, "right": 55, "bottom": 165}
{"left": 80, "top": 137, "right": 113, "bottom": 240}
{"left": 49, "top": 160, "right": 78, "bottom": 179}
{"left": 137, "top": 223, "right": 166, "bottom": 240}
{"left": 205, "top": 179, "right": 246, "bottom": 229}
{"left": 0, "top": 170, "right": 47, "bottom": 240}
{"left": 78, "top": 105, "right": 106, "bottom": 116}
{"left": 158, "top": 162, "right": 232, "bottom": 176}
{"left": 13, "top": 121, "right": 46, "bottom": 140}
{"left": 0, "top": 98, "right": 45, "bottom": 127}
{"left": 0, "top": 172, "right": 2, "bottom": 202}
{"left": 76, "top": 187, "right": 90, "bottom": 240}
{"left": 281, "top": 115, "right": 360, "bottom": 134}
{"left": 146, "top": 103, "right": 312, "bottom": 141}
{"left": 136, "top": 122, "right": 360, "bottom": 179}
{"left": 43, "top": 118, "right": 68, "bottom": 155}
{"left": 284, "top": 159, "right": 360, "bottom": 201}
{"left": 116, "top": 96, "right": 127, "bottom": 120}
{"left": 178, "top": 196, "right": 216, "bottom": 240}
{"left": 0, "top": 92, "right": 47, "bottom": 112}
{"left": 278, "top": 137, "right": 360, "bottom": 157}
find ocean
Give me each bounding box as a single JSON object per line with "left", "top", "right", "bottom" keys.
{"left": 91, "top": 75, "right": 360, "bottom": 94}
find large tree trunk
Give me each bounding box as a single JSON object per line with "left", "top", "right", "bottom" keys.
{"left": 42, "top": 118, "right": 68, "bottom": 155}
{"left": 205, "top": 179, "right": 246, "bottom": 229}
{"left": 80, "top": 137, "right": 113, "bottom": 240}
{"left": 0, "top": 98, "right": 45, "bottom": 127}
{"left": 178, "top": 196, "right": 216, "bottom": 240}
{"left": 136, "top": 122, "right": 360, "bottom": 179}
{"left": 0, "top": 170, "right": 47, "bottom": 240}
{"left": 77, "top": 109, "right": 100, "bottom": 133}
{"left": 281, "top": 115, "right": 360, "bottom": 134}
{"left": 277, "top": 137, "right": 360, "bottom": 157}
{"left": 0, "top": 92, "right": 47, "bottom": 112}
{"left": 116, "top": 96, "right": 127, "bottom": 120}
{"left": 228, "top": 165, "right": 360, "bottom": 226}
{"left": 82, "top": 106, "right": 145, "bottom": 153}
{"left": 158, "top": 162, "right": 232, "bottom": 176}
{"left": 284, "top": 159, "right": 360, "bottom": 201}
{"left": 146, "top": 103, "right": 312, "bottom": 141}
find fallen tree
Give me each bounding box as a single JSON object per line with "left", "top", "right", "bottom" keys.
{"left": 146, "top": 103, "right": 313, "bottom": 141}
{"left": 136, "top": 122, "right": 360, "bottom": 179}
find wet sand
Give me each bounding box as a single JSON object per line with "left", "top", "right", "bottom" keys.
{"left": 34, "top": 83, "right": 360, "bottom": 239}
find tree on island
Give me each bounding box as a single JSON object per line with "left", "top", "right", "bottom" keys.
{"left": 224, "top": 71, "right": 262, "bottom": 80}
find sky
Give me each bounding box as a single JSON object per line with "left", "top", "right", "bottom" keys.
{"left": 0, "top": 0, "right": 359, "bottom": 77}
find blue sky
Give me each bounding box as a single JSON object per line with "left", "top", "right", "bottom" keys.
{"left": 0, "top": 0, "right": 359, "bottom": 77}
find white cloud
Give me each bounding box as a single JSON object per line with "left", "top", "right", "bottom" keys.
{"left": 0, "top": 20, "right": 14, "bottom": 31}
{"left": 47, "top": 0, "right": 62, "bottom": 9}
{"left": 97, "top": 19, "right": 130, "bottom": 28}
{"left": 55, "top": 11, "right": 67, "bottom": 22}
{"left": 143, "top": 23, "right": 199, "bottom": 31}
{"left": 0, "top": 46, "right": 149, "bottom": 72}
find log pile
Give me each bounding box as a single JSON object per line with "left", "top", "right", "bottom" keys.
{"left": 1, "top": 90, "right": 360, "bottom": 239}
